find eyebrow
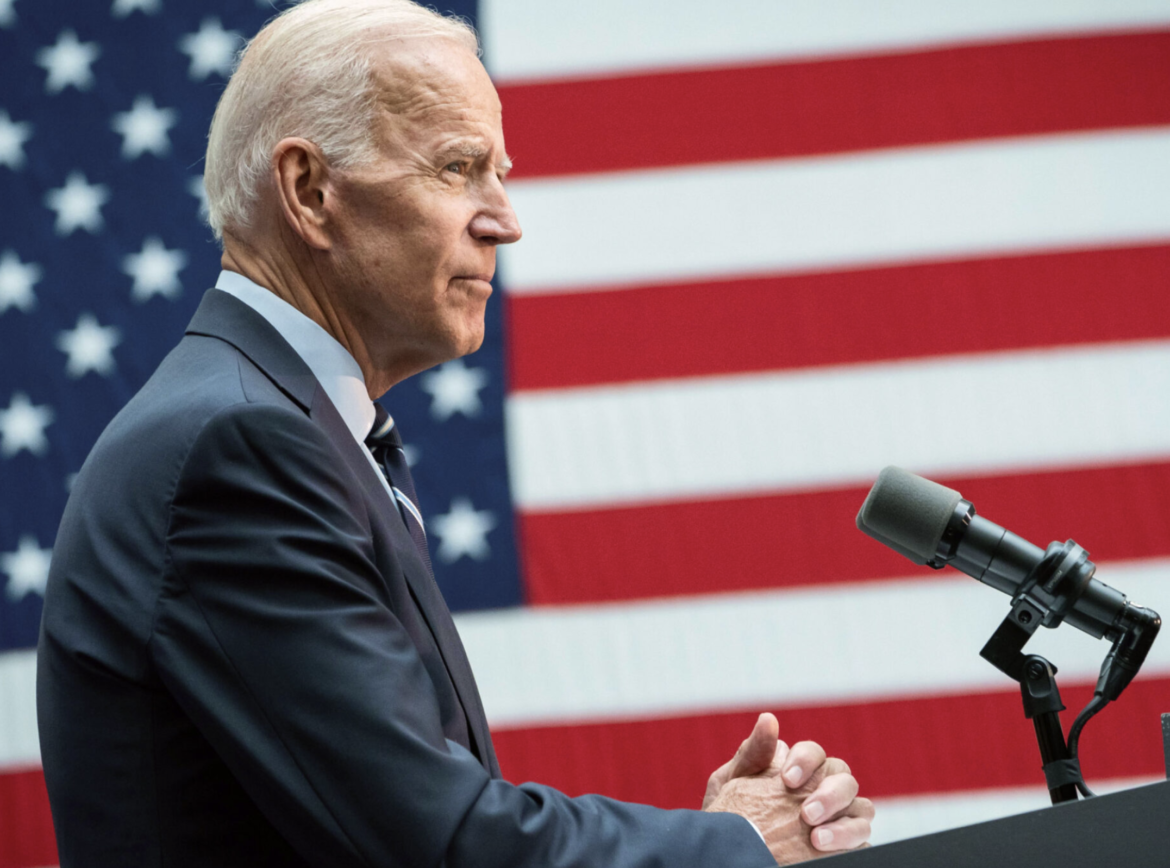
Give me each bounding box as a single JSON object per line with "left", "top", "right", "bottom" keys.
{"left": 437, "top": 142, "right": 513, "bottom": 176}
{"left": 438, "top": 142, "right": 487, "bottom": 160}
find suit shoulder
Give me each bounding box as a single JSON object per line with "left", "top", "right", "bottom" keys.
{"left": 171, "top": 399, "right": 355, "bottom": 517}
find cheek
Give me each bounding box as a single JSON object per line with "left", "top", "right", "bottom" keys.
{"left": 397, "top": 221, "right": 459, "bottom": 281}
{"left": 340, "top": 189, "right": 471, "bottom": 294}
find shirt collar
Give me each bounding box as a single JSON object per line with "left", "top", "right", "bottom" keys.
{"left": 214, "top": 270, "right": 376, "bottom": 445}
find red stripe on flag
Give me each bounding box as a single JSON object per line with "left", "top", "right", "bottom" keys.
{"left": 518, "top": 462, "right": 1170, "bottom": 605}
{"left": 0, "top": 767, "right": 56, "bottom": 868}
{"left": 507, "top": 244, "right": 1170, "bottom": 391}
{"left": 492, "top": 675, "right": 1170, "bottom": 805}
{"left": 498, "top": 30, "right": 1170, "bottom": 179}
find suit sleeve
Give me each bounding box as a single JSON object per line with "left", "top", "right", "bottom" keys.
{"left": 156, "top": 402, "right": 775, "bottom": 868}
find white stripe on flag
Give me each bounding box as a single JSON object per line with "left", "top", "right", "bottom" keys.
{"left": 507, "top": 340, "right": 1170, "bottom": 511}
{"left": 0, "top": 649, "right": 40, "bottom": 767}
{"left": 499, "top": 128, "right": 1170, "bottom": 295}
{"left": 455, "top": 559, "right": 1170, "bottom": 729}
{"left": 482, "top": 0, "right": 1170, "bottom": 81}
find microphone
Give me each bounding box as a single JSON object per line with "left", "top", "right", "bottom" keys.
{"left": 856, "top": 466, "right": 1159, "bottom": 700}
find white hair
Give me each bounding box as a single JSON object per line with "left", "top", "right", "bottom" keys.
{"left": 203, "top": 0, "right": 479, "bottom": 243}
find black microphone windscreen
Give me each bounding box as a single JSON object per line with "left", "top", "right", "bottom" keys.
{"left": 856, "top": 466, "right": 963, "bottom": 564}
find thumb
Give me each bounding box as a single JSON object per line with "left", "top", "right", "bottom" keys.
{"left": 729, "top": 713, "right": 781, "bottom": 779}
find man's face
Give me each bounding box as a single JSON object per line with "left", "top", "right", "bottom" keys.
{"left": 324, "top": 39, "right": 520, "bottom": 382}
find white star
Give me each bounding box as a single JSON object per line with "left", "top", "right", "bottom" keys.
{"left": 0, "top": 392, "right": 54, "bottom": 458}
{"left": 111, "top": 95, "right": 178, "bottom": 160}
{"left": 45, "top": 171, "right": 110, "bottom": 235}
{"left": 0, "top": 0, "right": 16, "bottom": 28}
{"left": 188, "top": 175, "right": 209, "bottom": 221}
{"left": 111, "top": 0, "right": 161, "bottom": 17}
{"left": 178, "top": 18, "right": 242, "bottom": 81}
{"left": 0, "top": 250, "right": 41, "bottom": 314}
{"left": 123, "top": 236, "right": 186, "bottom": 302}
{"left": 0, "top": 110, "right": 32, "bottom": 170}
{"left": 56, "top": 313, "right": 121, "bottom": 378}
{"left": 419, "top": 359, "right": 489, "bottom": 421}
{"left": 36, "top": 30, "right": 101, "bottom": 94}
{"left": 430, "top": 497, "right": 496, "bottom": 564}
{"left": 1, "top": 536, "right": 52, "bottom": 601}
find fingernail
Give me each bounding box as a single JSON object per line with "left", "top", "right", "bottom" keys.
{"left": 816, "top": 828, "right": 834, "bottom": 848}
{"left": 804, "top": 800, "right": 824, "bottom": 823}
{"left": 784, "top": 765, "right": 803, "bottom": 786}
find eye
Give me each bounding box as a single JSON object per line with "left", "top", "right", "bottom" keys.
{"left": 445, "top": 161, "right": 467, "bottom": 176}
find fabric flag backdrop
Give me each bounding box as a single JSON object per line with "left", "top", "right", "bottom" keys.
{"left": 3, "top": 0, "right": 1170, "bottom": 864}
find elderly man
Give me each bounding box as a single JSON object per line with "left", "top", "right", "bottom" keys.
{"left": 37, "top": 1, "right": 873, "bottom": 865}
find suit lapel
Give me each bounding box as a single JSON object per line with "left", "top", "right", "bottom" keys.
{"left": 185, "top": 289, "right": 498, "bottom": 775}
{"left": 307, "top": 383, "right": 499, "bottom": 775}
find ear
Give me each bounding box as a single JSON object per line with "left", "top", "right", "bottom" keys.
{"left": 271, "top": 137, "right": 333, "bottom": 250}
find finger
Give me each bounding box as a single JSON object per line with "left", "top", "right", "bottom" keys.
{"left": 844, "top": 796, "right": 875, "bottom": 822}
{"left": 810, "top": 815, "right": 873, "bottom": 852}
{"left": 801, "top": 773, "right": 860, "bottom": 826}
{"left": 703, "top": 715, "right": 788, "bottom": 808}
{"left": 728, "top": 713, "right": 780, "bottom": 779}
{"left": 794, "top": 755, "right": 850, "bottom": 795}
{"left": 781, "top": 740, "right": 827, "bottom": 789}
{"left": 707, "top": 755, "right": 735, "bottom": 789}
{"left": 770, "top": 738, "right": 790, "bottom": 773}
{"left": 702, "top": 760, "right": 734, "bottom": 809}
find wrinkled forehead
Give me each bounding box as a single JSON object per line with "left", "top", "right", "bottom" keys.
{"left": 369, "top": 38, "right": 501, "bottom": 121}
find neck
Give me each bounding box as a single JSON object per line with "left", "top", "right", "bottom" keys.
{"left": 220, "top": 230, "right": 395, "bottom": 398}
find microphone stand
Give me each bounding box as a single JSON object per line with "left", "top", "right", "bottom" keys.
{"left": 981, "top": 616, "right": 1081, "bottom": 804}
{"left": 978, "top": 540, "right": 1160, "bottom": 805}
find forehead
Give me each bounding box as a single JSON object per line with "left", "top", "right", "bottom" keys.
{"left": 369, "top": 39, "right": 502, "bottom": 133}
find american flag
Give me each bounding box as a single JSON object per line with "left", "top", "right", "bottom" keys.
{"left": 3, "top": 1, "right": 1170, "bottom": 864}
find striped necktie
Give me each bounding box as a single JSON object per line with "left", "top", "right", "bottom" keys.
{"left": 365, "top": 403, "right": 433, "bottom": 576}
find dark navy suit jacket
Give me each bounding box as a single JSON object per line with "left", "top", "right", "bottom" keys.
{"left": 37, "top": 289, "right": 774, "bottom": 867}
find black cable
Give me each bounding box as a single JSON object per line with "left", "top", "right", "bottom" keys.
{"left": 1067, "top": 695, "right": 1109, "bottom": 798}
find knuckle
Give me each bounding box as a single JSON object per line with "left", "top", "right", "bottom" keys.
{"left": 832, "top": 816, "right": 871, "bottom": 848}
{"left": 838, "top": 774, "right": 860, "bottom": 800}
{"left": 818, "top": 777, "right": 859, "bottom": 811}
{"left": 792, "top": 739, "right": 823, "bottom": 757}
{"left": 816, "top": 757, "right": 849, "bottom": 779}
{"left": 853, "top": 817, "right": 873, "bottom": 846}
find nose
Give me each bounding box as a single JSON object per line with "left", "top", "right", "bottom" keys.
{"left": 470, "top": 181, "right": 522, "bottom": 245}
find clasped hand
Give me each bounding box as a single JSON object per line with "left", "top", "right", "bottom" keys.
{"left": 703, "top": 713, "right": 874, "bottom": 864}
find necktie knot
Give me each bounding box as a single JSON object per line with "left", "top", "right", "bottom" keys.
{"left": 366, "top": 403, "right": 401, "bottom": 450}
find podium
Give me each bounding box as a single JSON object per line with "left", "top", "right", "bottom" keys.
{"left": 833, "top": 780, "right": 1170, "bottom": 866}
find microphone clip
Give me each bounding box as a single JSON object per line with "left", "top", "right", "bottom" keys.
{"left": 979, "top": 539, "right": 1094, "bottom": 682}
{"left": 1012, "top": 539, "right": 1095, "bottom": 631}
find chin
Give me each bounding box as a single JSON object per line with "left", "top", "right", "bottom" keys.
{"left": 459, "top": 329, "right": 486, "bottom": 356}
{"left": 452, "top": 313, "right": 487, "bottom": 357}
